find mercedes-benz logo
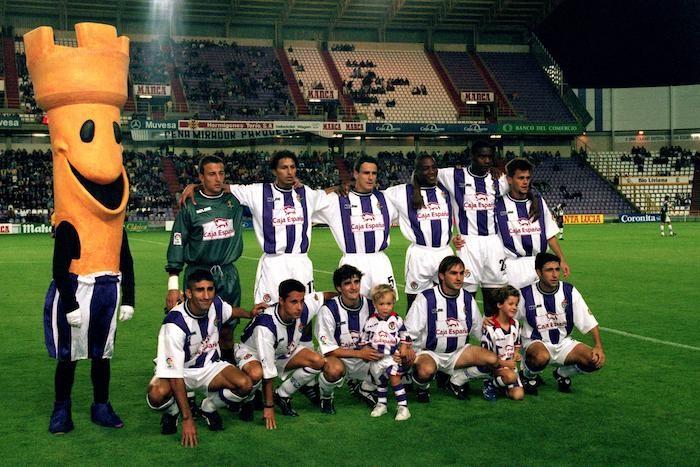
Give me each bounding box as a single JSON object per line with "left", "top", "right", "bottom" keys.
{"left": 129, "top": 119, "right": 142, "bottom": 129}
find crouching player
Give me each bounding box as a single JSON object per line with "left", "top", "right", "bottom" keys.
{"left": 147, "top": 270, "right": 266, "bottom": 446}
{"left": 481, "top": 285, "right": 524, "bottom": 401}
{"left": 315, "top": 265, "right": 381, "bottom": 415}
{"left": 362, "top": 285, "right": 412, "bottom": 421}
{"left": 518, "top": 253, "right": 606, "bottom": 394}
{"left": 236, "top": 280, "right": 333, "bottom": 429}
{"left": 406, "top": 256, "right": 500, "bottom": 402}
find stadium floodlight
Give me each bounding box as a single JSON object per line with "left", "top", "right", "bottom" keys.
{"left": 489, "top": 134, "right": 502, "bottom": 139}
{"left": 138, "top": 95, "right": 153, "bottom": 99}
{"left": 32, "top": 133, "right": 49, "bottom": 137}
{"left": 691, "top": 133, "right": 700, "bottom": 140}
{"left": 638, "top": 130, "right": 644, "bottom": 135}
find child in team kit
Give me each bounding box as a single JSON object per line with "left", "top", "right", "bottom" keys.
{"left": 481, "top": 285, "right": 525, "bottom": 401}
{"left": 361, "top": 285, "right": 413, "bottom": 421}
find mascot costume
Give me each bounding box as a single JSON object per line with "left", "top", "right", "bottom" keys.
{"left": 25, "top": 23, "right": 135, "bottom": 434}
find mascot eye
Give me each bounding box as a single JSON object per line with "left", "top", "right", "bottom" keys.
{"left": 80, "top": 120, "right": 95, "bottom": 143}
{"left": 113, "top": 122, "right": 122, "bottom": 144}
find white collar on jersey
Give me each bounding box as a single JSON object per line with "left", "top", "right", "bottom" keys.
{"left": 183, "top": 300, "right": 209, "bottom": 320}
{"left": 536, "top": 281, "right": 561, "bottom": 296}
{"left": 437, "top": 283, "right": 461, "bottom": 300}
{"left": 274, "top": 303, "right": 296, "bottom": 326}
{"left": 339, "top": 296, "right": 364, "bottom": 312}
{"left": 198, "top": 190, "right": 225, "bottom": 199}
{"left": 466, "top": 165, "right": 489, "bottom": 179}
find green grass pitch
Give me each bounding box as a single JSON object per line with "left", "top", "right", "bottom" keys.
{"left": 0, "top": 223, "right": 698, "bottom": 465}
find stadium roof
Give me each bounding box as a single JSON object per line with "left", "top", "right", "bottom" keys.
{"left": 7, "top": 0, "right": 561, "bottom": 32}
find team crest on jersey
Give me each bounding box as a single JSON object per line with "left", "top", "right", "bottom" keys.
{"left": 283, "top": 205, "right": 297, "bottom": 214}
{"left": 320, "top": 336, "right": 329, "bottom": 344}
{"left": 263, "top": 293, "right": 272, "bottom": 303}
{"left": 173, "top": 232, "right": 182, "bottom": 246}
{"left": 546, "top": 312, "right": 558, "bottom": 321}
{"left": 297, "top": 194, "right": 304, "bottom": 202}
{"left": 362, "top": 212, "right": 376, "bottom": 221}
{"left": 561, "top": 298, "right": 569, "bottom": 309}
{"left": 165, "top": 357, "right": 174, "bottom": 369}
{"left": 464, "top": 268, "right": 471, "bottom": 278}
{"left": 446, "top": 317, "right": 461, "bottom": 328}
{"left": 243, "top": 353, "right": 252, "bottom": 360}
{"left": 388, "top": 321, "right": 396, "bottom": 330}
{"left": 227, "top": 200, "right": 234, "bottom": 208}
{"left": 475, "top": 193, "right": 489, "bottom": 202}
{"left": 410, "top": 281, "right": 418, "bottom": 290}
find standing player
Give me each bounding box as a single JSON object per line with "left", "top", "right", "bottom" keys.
{"left": 660, "top": 196, "right": 675, "bottom": 237}
{"left": 438, "top": 141, "right": 509, "bottom": 316}
{"left": 362, "top": 284, "right": 412, "bottom": 421}
{"left": 166, "top": 155, "right": 244, "bottom": 364}
{"left": 383, "top": 154, "right": 454, "bottom": 308}
{"left": 147, "top": 270, "right": 264, "bottom": 444}
{"left": 319, "top": 155, "right": 398, "bottom": 298}
{"left": 405, "top": 256, "right": 500, "bottom": 401}
{"left": 481, "top": 285, "right": 524, "bottom": 402}
{"left": 494, "top": 158, "right": 570, "bottom": 290}
{"left": 517, "top": 253, "right": 605, "bottom": 395}
{"left": 235, "top": 280, "right": 334, "bottom": 429}
{"left": 180, "top": 151, "right": 330, "bottom": 304}
{"left": 552, "top": 202, "right": 565, "bottom": 240}
{"left": 315, "top": 265, "right": 381, "bottom": 414}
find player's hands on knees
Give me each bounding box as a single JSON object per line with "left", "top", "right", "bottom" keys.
{"left": 179, "top": 184, "right": 199, "bottom": 207}
{"left": 250, "top": 302, "right": 268, "bottom": 318}
{"left": 452, "top": 235, "right": 465, "bottom": 250}
{"left": 263, "top": 407, "right": 277, "bottom": 430}
{"left": 181, "top": 417, "right": 198, "bottom": 447}
{"left": 165, "top": 290, "right": 183, "bottom": 313}
{"left": 591, "top": 346, "right": 606, "bottom": 368}
{"left": 358, "top": 347, "right": 382, "bottom": 362}
{"left": 65, "top": 308, "right": 82, "bottom": 327}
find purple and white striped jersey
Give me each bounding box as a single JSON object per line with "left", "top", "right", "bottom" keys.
{"left": 361, "top": 312, "right": 409, "bottom": 355}
{"left": 320, "top": 190, "right": 396, "bottom": 254}
{"left": 495, "top": 193, "right": 558, "bottom": 258}
{"left": 238, "top": 292, "right": 324, "bottom": 379}
{"left": 230, "top": 183, "right": 328, "bottom": 255}
{"left": 405, "top": 285, "right": 483, "bottom": 353}
{"left": 155, "top": 296, "right": 232, "bottom": 378}
{"left": 516, "top": 281, "right": 598, "bottom": 345}
{"left": 316, "top": 296, "right": 375, "bottom": 356}
{"left": 383, "top": 183, "right": 453, "bottom": 248}
{"left": 438, "top": 166, "right": 508, "bottom": 237}
{"left": 481, "top": 318, "right": 521, "bottom": 361}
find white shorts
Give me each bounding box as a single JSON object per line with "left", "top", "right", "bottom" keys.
{"left": 254, "top": 253, "right": 314, "bottom": 304}
{"left": 369, "top": 355, "right": 403, "bottom": 381}
{"left": 522, "top": 336, "right": 580, "bottom": 366}
{"left": 340, "top": 357, "right": 371, "bottom": 381}
{"left": 505, "top": 256, "right": 538, "bottom": 290}
{"left": 182, "top": 361, "right": 232, "bottom": 393}
{"left": 404, "top": 244, "right": 453, "bottom": 294}
{"left": 235, "top": 343, "right": 306, "bottom": 380}
{"left": 339, "top": 251, "right": 397, "bottom": 299}
{"left": 416, "top": 345, "right": 470, "bottom": 374}
{"left": 456, "top": 235, "right": 507, "bottom": 292}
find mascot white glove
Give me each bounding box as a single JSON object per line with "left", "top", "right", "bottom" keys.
{"left": 65, "top": 308, "right": 82, "bottom": 327}
{"left": 118, "top": 305, "right": 134, "bottom": 322}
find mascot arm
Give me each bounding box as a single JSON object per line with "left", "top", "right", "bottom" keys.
{"left": 120, "top": 228, "right": 135, "bottom": 307}
{"left": 53, "top": 221, "right": 81, "bottom": 313}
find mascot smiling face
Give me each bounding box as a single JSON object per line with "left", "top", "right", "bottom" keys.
{"left": 25, "top": 23, "right": 130, "bottom": 275}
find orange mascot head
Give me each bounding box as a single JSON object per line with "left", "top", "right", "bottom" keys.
{"left": 24, "top": 23, "right": 130, "bottom": 275}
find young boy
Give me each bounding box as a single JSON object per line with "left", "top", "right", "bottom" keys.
{"left": 481, "top": 285, "right": 524, "bottom": 401}
{"left": 362, "top": 284, "right": 412, "bottom": 421}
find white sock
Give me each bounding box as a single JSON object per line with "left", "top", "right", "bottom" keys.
{"left": 449, "top": 371, "right": 470, "bottom": 386}
{"left": 556, "top": 365, "right": 583, "bottom": 378}
{"left": 522, "top": 362, "right": 542, "bottom": 379}
{"left": 243, "top": 380, "right": 262, "bottom": 402}
{"left": 202, "top": 388, "right": 245, "bottom": 412}
{"left": 411, "top": 374, "right": 430, "bottom": 390}
{"left": 147, "top": 395, "right": 179, "bottom": 415}
{"left": 277, "top": 367, "right": 321, "bottom": 398}
{"left": 319, "top": 373, "right": 343, "bottom": 398}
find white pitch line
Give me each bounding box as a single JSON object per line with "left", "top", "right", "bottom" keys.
{"left": 600, "top": 327, "right": 700, "bottom": 351}
{"left": 129, "top": 237, "right": 698, "bottom": 352}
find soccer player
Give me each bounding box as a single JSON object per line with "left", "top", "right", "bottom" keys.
{"left": 660, "top": 196, "right": 675, "bottom": 237}
{"left": 494, "top": 158, "right": 570, "bottom": 290}
{"left": 315, "top": 265, "right": 381, "bottom": 414}
{"left": 517, "top": 253, "right": 606, "bottom": 395}
{"left": 363, "top": 284, "right": 412, "bottom": 421}
{"left": 166, "top": 155, "right": 244, "bottom": 364}
{"left": 481, "top": 285, "right": 524, "bottom": 402}
{"left": 235, "top": 279, "right": 334, "bottom": 429}
{"left": 383, "top": 154, "right": 454, "bottom": 308}
{"left": 438, "top": 140, "right": 509, "bottom": 316}
{"left": 181, "top": 151, "right": 329, "bottom": 304}
{"left": 405, "top": 256, "right": 499, "bottom": 402}
{"left": 552, "top": 202, "right": 565, "bottom": 240}
{"left": 319, "top": 155, "right": 398, "bottom": 298}
{"left": 147, "top": 270, "right": 265, "bottom": 445}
